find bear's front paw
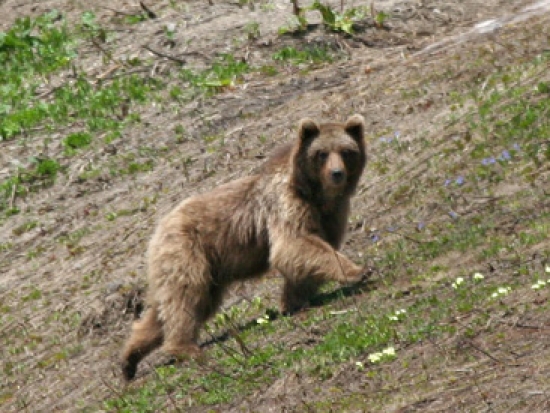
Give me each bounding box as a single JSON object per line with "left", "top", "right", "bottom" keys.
{"left": 346, "top": 264, "right": 372, "bottom": 284}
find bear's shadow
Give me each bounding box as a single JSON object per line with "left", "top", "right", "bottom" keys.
{"left": 200, "top": 278, "right": 375, "bottom": 349}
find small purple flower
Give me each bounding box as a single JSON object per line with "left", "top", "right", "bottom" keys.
{"left": 379, "top": 137, "right": 387, "bottom": 143}
{"left": 417, "top": 222, "right": 425, "bottom": 231}
{"left": 444, "top": 179, "right": 451, "bottom": 187}
{"left": 370, "top": 234, "right": 380, "bottom": 243}
{"left": 455, "top": 176, "right": 465, "bottom": 185}
{"left": 387, "top": 226, "right": 397, "bottom": 233}
{"left": 481, "top": 157, "right": 496, "bottom": 166}
{"left": 394, "top": 131, "right": 401, "bottom": 139}
{"left": 512, "top": 143, "right": 521, "bottom": 151}
{"left": 501, "top": 150, "right": 511, "bottom": 160}
{"left": 449, "top": 211, "right": 458, "bottom": 220}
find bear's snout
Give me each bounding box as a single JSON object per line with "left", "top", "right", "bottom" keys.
{"left": 330, "top": 168, "right": 346, "bottom": 184}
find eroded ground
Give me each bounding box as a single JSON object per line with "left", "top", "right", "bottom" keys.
{"left": 1, "top": 0, "right": 549, "bottom": 411}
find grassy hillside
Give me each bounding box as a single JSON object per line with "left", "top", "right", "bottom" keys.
{"left": 1, "top": 0, "right": 549, "bottom": 411}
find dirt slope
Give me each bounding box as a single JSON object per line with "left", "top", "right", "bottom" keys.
{"left": 1, "top": 0, "right": 549, "bottom": 411}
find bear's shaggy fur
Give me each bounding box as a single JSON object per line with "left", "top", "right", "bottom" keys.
{"left": 121, "top": 115, "right": 367, "bottom": 380}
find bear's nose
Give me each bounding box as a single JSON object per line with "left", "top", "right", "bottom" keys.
{"left": 330, "top": 169, "right": 345, "bottom": 184}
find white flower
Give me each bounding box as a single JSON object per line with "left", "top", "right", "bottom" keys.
{"left": 389, "top": 309, "right": 407, "bottom": 321}
{"left": 497, "top": 286, "right": 511, "bottom": 295}
{"left": 368, "top": 352, "right": 382, "bottom": 363}
{"left": 473, "top": 272, "right": 485, "bottom": 281}
{"left": 382, "top": 346, "right": 396, "bottom": 357}
{"left": 256, "top": 315, "right": 270, "bottom": 324}
{"left": 452, "top": 277, "right": 465, "bottom": 289}
{"left": 355, "top": 361, "right": 364, "bottom": 369}
{"left": 368, "top": 346, "right": 397, "bottom": 364}
{"left": 545, "top": 265, "right": 550, "bottom": 273}
{"left": 532, "top": 280, "right": 546, "bottom": 290}
{"left": 492, "top": 286, "right": 512, "bottom": 298}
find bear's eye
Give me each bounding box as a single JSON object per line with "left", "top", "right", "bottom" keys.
{"left": 317, "top": 151, "right": 329, "bottom": 161}
{"left": 341, "top": 149, "right": 357, "bottom": 159}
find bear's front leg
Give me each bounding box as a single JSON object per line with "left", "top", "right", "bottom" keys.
{"left": 271, "top": 234, "right": 365, "bottom": 313}
{"left": 270, "top": 233, "right": 365, "bottom": 285}
{"left": 280, "top": 277, "right": 321, "bottom": 314}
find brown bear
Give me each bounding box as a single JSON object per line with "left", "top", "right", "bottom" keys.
{"left": 121, "top": 114, "right": 368, "bottom": 380}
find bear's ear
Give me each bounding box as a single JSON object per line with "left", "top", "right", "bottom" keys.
{"left": 344, "top": 114, "right": 365, "bottom": 142}
{"left": 298, "top": 118, "right": 320, "bottom": 143}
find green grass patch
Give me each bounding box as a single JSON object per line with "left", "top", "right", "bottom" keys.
{"left": 272, "top": 45, "right": 334, "bottom": 65}
{"left": 179, "top": 54, "right": 250, "bottom": 97}
{"left": 12, "top": 220, "right": 38, "bottom": 236}
{"left": 103, "top": 268, "right": 509, "bottom": 410}
{"left": 0, "top": 10, "right": 76, "bottom": 140}
{"left": 63, "top": 132, "right": 92, "bottom": 153}
{"left": 0, "top": 11, "right": 165, "bottom": 216}
{"left": 0, "top": 157, "right": 61, "bottom": 214}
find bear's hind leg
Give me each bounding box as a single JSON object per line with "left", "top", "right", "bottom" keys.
{"left": 121, "top": 305, "right": 164, "bottom": 381}
{"left": 160, "top": 282, "right": 225, "bottom": 362}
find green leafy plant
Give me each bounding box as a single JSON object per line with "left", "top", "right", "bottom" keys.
{"left": 374, "top": 10, "right": 389, "bottom": 28}
{"left": 279, "top": 2, "right": 367, "bottom": 35}
{"left": 244, "top": 21, "right": 261, "bottom": 40}
{"left": 310, "top": 1, "right": 366, "bottom": 34}
{"left": 63, "top": 132, "right": 92, "bottom": 153}
{"left": 277, "top": 15, "right": 308, "bottom": 35}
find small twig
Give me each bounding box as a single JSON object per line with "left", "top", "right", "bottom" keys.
{"left": 143, "top": 45, "right": 187, "bottom": 65}
{"left": 37, "top": 85, "right": 63, "bottom": 99}
{"left": 292, "top": 0, "right": 301, "bottom": 16}
{"left": 101, "top": 375, "right": 128, "bottom": 404}
{"left": 96, "top": 64, "right": 123, "bottom": 80}
{"left": 9, "top": 183, "right": 16, "bottom": 210}
{"left": 465, "top": 339, "right": 505, "bottom": 365}
{"left": 229, "top": 326, "right": 253, "bottom": 357}
{"left": 139, "top": 1, "right": 157, "bottom": 19}
{"left": 100, "top": 6, "right": 136, "bottom": 16}
{"left": 91, "top": 39, "right": 122, "bottom": 66}
{"left": 496, "top": 318, "right": 549, "bottom": 330}
{"left": 202, "top": 323, "right": 247, "bottom": 365}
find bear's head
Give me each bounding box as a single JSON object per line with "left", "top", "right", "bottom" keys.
{"left": 291, "top": 114, "right": 366, "bottom": 206}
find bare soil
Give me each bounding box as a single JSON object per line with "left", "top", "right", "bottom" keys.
{"left": 1, "top": 0, "right": 549, "bottom": 411}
